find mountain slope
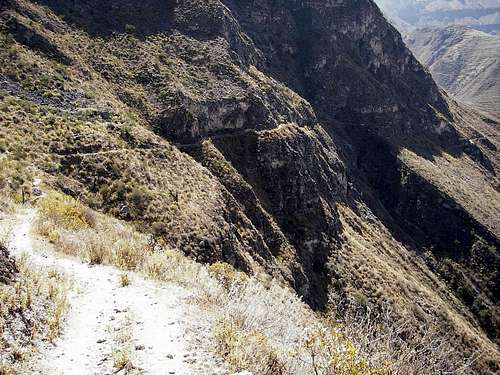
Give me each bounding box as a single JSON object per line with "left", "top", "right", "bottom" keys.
{"left": 0, "top": 0, "right": 499, "bottom": 373}
{"left": 406, "top": 25, "right": 500, "bottom": 115}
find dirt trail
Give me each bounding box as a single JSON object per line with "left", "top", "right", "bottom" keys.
{"left": 9, "top": 208, "right": 224, "bottom": 375}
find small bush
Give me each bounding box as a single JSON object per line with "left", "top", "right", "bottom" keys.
{"left": 113, "top": 235, "right": 147, "bottom": 271}
{"left": 39, "top": 191, "right": 95, "bottom": 230}
{"left": 47, "top": 291, "right": 68, "bottom": 341}
{"left": 85, "top": 236, "right": 106, "bottom": 265}
{"left": 291, "top": 326, "right": 386, "bottom": 375}
{"left": 119, "top": 273, "right": 130, "bottom": 287}
{"left": 113, "top": 349, "right": 130, "bottom": 370}
{"left": 208, "top": 262, "right": 248, "bottom": 289}
{"left": 213, "top": 318, "right": 286, "bottom": 375}
{"left": 143, "top": 251, "right": 165, "bottom": 280}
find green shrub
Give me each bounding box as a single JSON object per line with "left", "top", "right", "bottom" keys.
{"left": 124, "top": 24, "right": 136, "bottom": 34}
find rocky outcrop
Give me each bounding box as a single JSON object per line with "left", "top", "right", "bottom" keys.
{"left": 223, "top": 0, "right": 448, "bottom": 133}
{"left": 0, "top": 243, "right": 16, "bottom": 284}
{"left": 189, "top": 124, "right": 348, "bottom": 306}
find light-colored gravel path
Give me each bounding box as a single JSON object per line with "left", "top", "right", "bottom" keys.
{"left": 8, "top": 208, "right": 225, "bottom": 375}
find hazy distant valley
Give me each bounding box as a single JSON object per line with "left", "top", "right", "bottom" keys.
{"left": 406, "top": 25, "right": 500, "bottom": 114}
{"left": 375, "top": 0, "right": 500, "bottom": 34}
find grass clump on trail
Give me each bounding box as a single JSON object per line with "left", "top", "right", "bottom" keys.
{"left": 119, "top": 273, "right": 130, "bottom": 287}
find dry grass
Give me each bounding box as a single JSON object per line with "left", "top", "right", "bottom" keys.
{"left": 32, "top": 191, "right": 472, "bottom": 374}
{"left": 0, "top": 189, "right": 69, "bottom": 371}
{"left": 34, "top": 194, "right": 210, "bottom": 289}
{"left": 205, "top": 270, "right": 473, "bottom": 375}
{"left": 119, "top": 273, "right": 130, "bottom": 287}
{"left": 0, "top": 158, "right": 33, "bottom": 210}
{"left": 335, "top": 202, "right": 497, "bottom": 372}
{"left": 213, "top": 318, "right": 286, "bottom": 375}
{"left": 0, "top": 242, "right": 69, "bottom": 372}
{"left": 35, "top": 192, "right": 148, "bottom": 268}
{"left": 113, "top": 348, "right": 130, "bottom": 371}
{"left": 203, "top": 275, "right": 388, "bottom": 375}
{"left": 0, "top": 253, "right": 69, "bottom": 336}
{"left": 111, "top": 314, "right": 135, "bottom": 373}
{"left": 38, "top": 191, "right": 96, "bottom": 231}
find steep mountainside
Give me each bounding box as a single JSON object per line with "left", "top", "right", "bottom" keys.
{"left": 375, "top": 0, "right": 500, "bottom": 34}
{"left": 406, "top": 25, "right": 500, "bottom": 115}
{"left": 0, "top": 0, "right": 499, "bottom": 373}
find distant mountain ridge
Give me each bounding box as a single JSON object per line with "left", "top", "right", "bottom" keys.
{"left": 406, "top": 25, "right": 500, "bottom": 115}
{"left": 375, "top": 0, "right": 500, "bottom": 34}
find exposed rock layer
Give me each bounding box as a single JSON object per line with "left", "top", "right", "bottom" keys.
{"left": 0, "top": 243, "right": 17, "bottom": 284}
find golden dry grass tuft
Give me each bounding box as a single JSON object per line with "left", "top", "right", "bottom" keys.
{"left": 119, "top": 273, "right": 130, "bottom": 287}
{"left": 112, "top": 348, "right": 130, "bottom": 371}
{"left": 38, "top": 191, "right": 96, "bottom": 231}
{"left": 111, "top": 314, "right": 135, "bottom": 373}
{"left": 213, "top": 318, "right": 286, "bottom": 375}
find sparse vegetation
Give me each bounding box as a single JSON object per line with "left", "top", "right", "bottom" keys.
{"left": 208, "top": 262, "right": 248, "bottom": 289}
{"left": 213, "top": 318, "right": 286, "bottom": 375}
{"left": 0, "top": 188, "right": 69, "bottom": 373}
{"left": 1, "top": 0, "right": 498, "bottom": 372}
{"left": 0, "top": 240, "right": 68, "bottom": 372}
{"left": 31, "top": 190, "right": 474, "bottom": 374}
{"left": 111, "top": 314, "right": 134, "bottom": 372}
{"left": 119, "top": 272, "right": 130, "bottom": 287}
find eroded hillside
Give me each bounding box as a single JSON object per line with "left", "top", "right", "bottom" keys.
{"left": 0, "top": 0, "right": 499, "bottom": 373}
{"left": 406, "top": 25, "right": 500, "bottom": 115}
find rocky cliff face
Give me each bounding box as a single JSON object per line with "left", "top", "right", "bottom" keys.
{"left": 1, "top": 0, "right": 499, "bottom": 372}
{"left": 0, "top": 243, "right": 17, "bottom": 284}
{"left": 224, "top": 0, "right": 450, "bottom": 138}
